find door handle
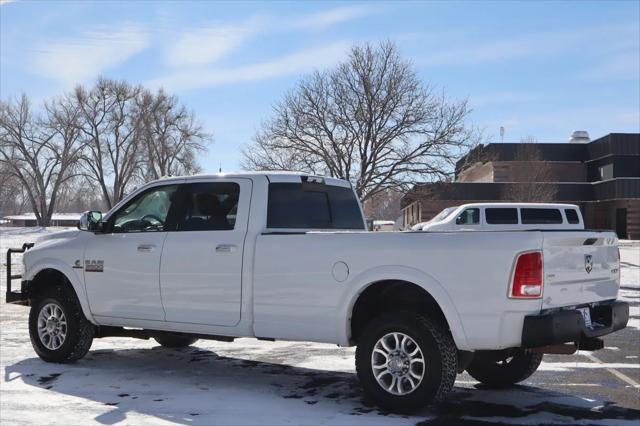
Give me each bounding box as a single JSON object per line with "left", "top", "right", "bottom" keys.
{"left": 215, "top": 244, "right": 237, "bottom": 253}
{"left": 137, "top": 244, "right": 156, "bottom": 253}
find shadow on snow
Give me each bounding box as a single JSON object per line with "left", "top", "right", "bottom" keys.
{"left": 5, "top": 346, "right": 640, "bottom": 425}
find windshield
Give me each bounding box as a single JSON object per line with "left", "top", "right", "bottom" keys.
{"left": 428, "top": 207, "right": 457, "bottom": 223}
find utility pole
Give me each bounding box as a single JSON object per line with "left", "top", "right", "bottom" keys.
{"left": 500, "top": 126, "right": 505, "bottom": 143}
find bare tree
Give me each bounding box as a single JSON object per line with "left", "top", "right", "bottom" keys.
{"left": 0, "top": 163, "right": 27, "bottom": 215}
{"left": 0, "top": 95, "right": 83, "bottom": 225}
{"left": 55, "top": 175, "right": 106, "bottom": 213}
{"left": 74, "top": 78, "right": 144, "bottom": 209}
{"left": 502, "top": 136, "right": 558, "bottom": 202}
{"left": 242, "top": 41, "right": 477, "bottom": 201}
{"left": 138, "top": 88, "right": 209, "bottom": 180}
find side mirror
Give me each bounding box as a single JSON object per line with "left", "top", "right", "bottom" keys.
{"left": 455, "top": 216, "right": 464, "bottom": 225}
{"left": 78, "top": 211, "right": 103, "bottom": 232}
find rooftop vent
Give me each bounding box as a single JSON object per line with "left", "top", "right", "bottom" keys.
{"left": 569, "top": 130, "right": 590, "bottom": 143}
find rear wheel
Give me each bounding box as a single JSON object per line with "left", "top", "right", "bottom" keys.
{"left": 355, "top": 311, "right": 457, "bottom": 413}
{"left": 154, "top": 334, "right": 198, "bottom": 348}
{"left": 29, "top": 285, "right": 94, "bottom": 363}
{"left": 466, "top": 349, "right": 542, "bottom": 387}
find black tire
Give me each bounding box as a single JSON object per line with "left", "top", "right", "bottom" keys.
{"left": 29, "top": 284, "right": 94, "bottom": 363}
{"left": 466, "top": 349, "right": 542, "bottom": 387}
{"left": 355, "top": 311, "right": 457, "bottom": 413}
{"left": 154, "top": 334, "right": 198, "bottom": 348}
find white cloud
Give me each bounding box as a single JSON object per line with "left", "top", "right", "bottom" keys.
{"left": 419, "top": 31, "right": 582, "bottom": 67}
{"left": 30, "top": 25, "right": 150, "bottom": 84}
{"left": 164, "top": 18, "right": 261, "bottom": 67}
{"left": 580, "top": 52, "right": 640, "bottom": 81}
{"left": 470, "top": 91, "right": 548, "bottom": 107}
{"left": 0, "top": 0, "right": 16, "bottom": 5}
{"left": 289, "top": 4, "right": 380, "bottom": 30}
{"left": 149, "top": 41, "right": 351, "bottom": 91}
{"left": 417, "top": 23, "right": 638, "bottom": 68}
{"left": 163, "top": 5, "right": 380, "bottom": 67}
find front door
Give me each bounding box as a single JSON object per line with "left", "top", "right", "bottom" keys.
{"left": 84, "top": 183, "right": 181, "bottom": 320}
{"left": 160, "top": 178, "right": 251, "bottom": 326}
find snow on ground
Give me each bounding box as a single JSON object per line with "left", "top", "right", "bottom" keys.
{"left": 1, "top": 228, "right": 639, "bottom": 425}
{"left": 620, "top": 240, "right": 640, "bottom": 290}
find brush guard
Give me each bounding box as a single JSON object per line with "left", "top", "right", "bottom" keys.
{"left": 5, "top": 243, "right": 34, "bottom": 305}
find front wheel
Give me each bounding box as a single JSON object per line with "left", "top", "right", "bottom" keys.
{"left": 355, "top": 311, "right": 457, "bottom": 413}
{"left": 29, "top": 285, "right": 94, "bottom": 363}
{"left": 465, "top": 349, "right": 542, "bottom": 387}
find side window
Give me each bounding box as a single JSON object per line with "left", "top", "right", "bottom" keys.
{"left": 267, "top": 183, "right": 364, "bottom": 229}
{"left": 111, "top": 185, "right": 179, "bottom": 233}
{"left": 455, "top": 208, "right": 480, "bottom": 225}
{"left": 485, "top": 208, "right": 518, "bottom": 225}
{"left": 565, "top": 209, "right": 580, "bottom": 224}
{"left": 176, "top": 182, "right": 240, "bottom": 231}
{"left": 521, "top": 208, "right": 563, "bottom": 224}
{"left": 267, "top": 184, "right": 332, "bottom": 228}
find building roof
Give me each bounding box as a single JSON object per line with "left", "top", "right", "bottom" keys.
{"left": 455, "top": 133, "right": 640, "bottom": 175}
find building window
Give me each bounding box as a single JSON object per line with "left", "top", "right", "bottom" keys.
{"left": 599, "top": 163, "right": 613, "bottom": 180}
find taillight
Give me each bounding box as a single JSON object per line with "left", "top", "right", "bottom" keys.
{"left": 510, "top": 251, "right": 543, "bottom": 299}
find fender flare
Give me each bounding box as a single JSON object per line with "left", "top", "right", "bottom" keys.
{"left": 24, "top": 258, "right": 96, "bottom": 324}
{"left": 337, "top": 265, "right": 470, "bottom": 350}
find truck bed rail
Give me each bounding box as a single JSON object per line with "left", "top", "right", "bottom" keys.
{"left": 6, "top": 243, "right": 34, "bottom": 304}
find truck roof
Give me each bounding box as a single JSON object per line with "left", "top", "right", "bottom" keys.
{"left": 155, "top": 171, "right": 352, "bottom": 187}
{"left": 455, "top": 202, "right": 579, "bottom": 209}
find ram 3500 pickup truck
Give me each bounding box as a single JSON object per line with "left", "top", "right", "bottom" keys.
{"left": 5, "top": 172, "right": 629, "bottom": 412}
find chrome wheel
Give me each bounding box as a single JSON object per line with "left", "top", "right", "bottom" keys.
{"left": 37, "top": 303, "right": 67, "bottom": 350}
{"left": 371, "top": 332, "right": 425, "bottom": 395}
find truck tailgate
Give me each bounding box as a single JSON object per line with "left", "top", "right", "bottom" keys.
{"left": 542, "top": 231, "right": 619, "bottom": 309}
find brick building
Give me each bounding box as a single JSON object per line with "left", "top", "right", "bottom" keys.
{"left": 401, "top": 133, "right": 640, "bottom": 239}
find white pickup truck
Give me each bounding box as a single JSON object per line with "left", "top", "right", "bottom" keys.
{"left": 5, "top": 172, "right": 629, "bottom": 413}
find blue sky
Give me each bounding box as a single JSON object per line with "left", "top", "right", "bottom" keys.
{"left": 1, "top": 0, "right": 639, "bottom": 173}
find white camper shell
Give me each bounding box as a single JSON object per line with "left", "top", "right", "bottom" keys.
{"left": 413, "top": 203, "right": 584, "bottom": 232}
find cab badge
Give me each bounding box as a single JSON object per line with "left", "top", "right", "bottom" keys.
{"left": 585, "top": 255, "right": 593, "bottom": 274}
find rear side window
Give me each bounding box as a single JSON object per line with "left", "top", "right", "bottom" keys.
{"left": 267, "top": 183, "right": 364, "bottom": 229}
{"left": 176, "top": 182, "right": 240, "bottom": 231}
{"left": 565, "top": 209, "right": 580, "bottom": 224}
{"left": 521, "top": 208, "right": 563, "bottom": 224}
{"left": 485, "top": 208, "right": 518, "bottom": 224}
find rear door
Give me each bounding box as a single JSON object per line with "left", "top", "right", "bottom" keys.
{"left": 541, "top": 231, "right": 619, "bottom": 309}
{"left": 159, "top": 178, "right": 251, "bottom": 326}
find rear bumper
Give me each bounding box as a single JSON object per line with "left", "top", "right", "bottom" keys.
{"left": 521, "top": 300, "right": 629, "bottom": 348}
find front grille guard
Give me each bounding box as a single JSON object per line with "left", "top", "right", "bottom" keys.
{"left": 6, "top": 243, "right": 34, "bottom": 304}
